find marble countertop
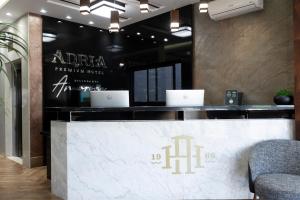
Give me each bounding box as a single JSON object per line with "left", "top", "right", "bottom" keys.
{"left": 45, "top": 105, "right": 295, "bottom": 113}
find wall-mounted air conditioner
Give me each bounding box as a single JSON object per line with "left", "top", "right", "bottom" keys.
{"left": 208, "top": 0, "right": 264, "bottom": 21}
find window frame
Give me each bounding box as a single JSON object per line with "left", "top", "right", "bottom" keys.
{"left": 130, "top": 61, "right": 182, "bottom": 106}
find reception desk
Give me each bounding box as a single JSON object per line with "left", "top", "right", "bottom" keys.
{"left": 51, "top": 118, "right": 294, "bottom": 200}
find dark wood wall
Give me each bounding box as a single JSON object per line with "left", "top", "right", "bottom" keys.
{"left": 294, "top": 0, "right": 300, "bottom": 140}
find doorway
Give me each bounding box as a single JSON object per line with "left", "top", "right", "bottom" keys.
{"left": 12, "top": 61, "right": 22, "bottom": 158}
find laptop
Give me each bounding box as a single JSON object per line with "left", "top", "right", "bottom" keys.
{"left": 90, "top": 91, "right": 130, "bottom": 108}
{"left": 166, "top": 90, "right": 205, "bottom": 107}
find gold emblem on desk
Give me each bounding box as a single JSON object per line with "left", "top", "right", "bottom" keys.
{"left": 151, "top": 135, "right": 216, "bottom": 175}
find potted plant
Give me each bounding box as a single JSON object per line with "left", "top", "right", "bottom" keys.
{"left": 0, "top": 22, "right": 28, "bottom": 78}
{"left": 273, "top": 89, "right": 294, "bottom": 105}
{"left": 0, "top": 23, "right": 27, "bottom": 105}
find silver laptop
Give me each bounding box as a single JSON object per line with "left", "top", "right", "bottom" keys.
{"left": 90, "top": 91, "right": 130, "bottom": 108}
{"left": 166, "top": 90, "right": 205, "bottom": 107}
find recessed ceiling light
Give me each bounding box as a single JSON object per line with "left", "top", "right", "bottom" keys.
{"left": 120, "top": 28, "right": 124, "bottom": 32}
{"left": 40, "top": 9, "right": 47, "bottom": 14}
{"left": 90, "top": 0, "right": 125, "bottom": 19}
{"left": 79, "top": 25, "right": 84, "bottom": 28}
{"left": 164, "top": 38, "right": 168, "bottom": 42}
{"left": 88, "top": 21, "right": 94, "bottom": 25}
{"left": 99, "top": 29, "right": 103, "bottom": 32}
{"left": 6, "top": 12, "right": 12, "bottom": 16}
{"left": 151, "top": 35, "right": 155, "bottom": 39}
{"left": 66, "top": 15, "right": 72, "bottom": 20}
{"left": 119, "top": 63, "right": 125, "bottom": 67}
{"left": 137, "top": 32, "right": 141, "bottom": 36}
{"left": 57, "top": 20, "right": 62, "bottom": 23}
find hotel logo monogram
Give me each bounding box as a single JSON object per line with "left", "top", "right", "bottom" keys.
{"left": 152, "top": 135, "right": 204, "bottom": 175}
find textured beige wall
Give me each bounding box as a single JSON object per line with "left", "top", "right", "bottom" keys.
{"left": 193, "top": 0, "right": 294, "bottom": 105}
{"left": 28, "top": 14, "right": 43, "bottom": 167}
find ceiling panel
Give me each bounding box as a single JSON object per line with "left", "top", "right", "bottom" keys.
{"left": 0, "top": 0, "right": 199, "bottom": 29}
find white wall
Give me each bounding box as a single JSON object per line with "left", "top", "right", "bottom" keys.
{"left": 0, "top": 72, "right": 6, "bottom": 155}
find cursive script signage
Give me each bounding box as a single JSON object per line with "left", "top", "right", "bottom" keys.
{"left": 43, "top": 48, "right": 110, "bottom": 106}
{"left": 52, "top": 75, "right": 71, "bottom": 98}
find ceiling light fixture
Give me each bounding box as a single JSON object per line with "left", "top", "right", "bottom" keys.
{"left": 66, "top": 15, "right": 72, "bottom": 19}
{"left": 171, "top": 26, "right": 192, "bottom": 38}
{"left": 88, "top": 21, "right": 94, "bottom": 25}
{"left": 170, "top": 9, "right": 179, "bottom": 32}
{"left": 137, "top": 32, "right": 141, "bottom": 36}
{"left": 151, "top": 35, "right": 155, "bottom": 39}
{"left": 140, "top": 0, "right": 149, "bottom": 13}
{"left": 109, "top": 10, "right": 120, "bottom": 32}
{"left": 43, "top": 33, "right": 57, "bottom": 43}
{"left": 0, "top": 0, "right": 10, "bottom": 10}
{"left": 90, "top": 0, "right": 125, "bottom": 19}
{"left": 57, "top": 20, "right": 62, "bottom": 23}
{"left": 6, "top": 12, "right": 12, "bottom": 16}
{"left": 199, "top": 1, "right": 209, "bottom": 13}
{"left": 40, "top": 9, "right": 47, "bottom": 14}
{"left": 164, "top": 38, "right": 168, "bottom": 42}
{"left": 80, "top": 0, "right": 90, "bottom": 15}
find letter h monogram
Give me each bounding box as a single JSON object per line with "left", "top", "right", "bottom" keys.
{"left": 162, "top": 135, "right": 203, "bottom": 175}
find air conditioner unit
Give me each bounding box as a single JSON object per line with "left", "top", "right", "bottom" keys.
{"left": 208, "top": 0, "right": 264, "bottom": 21}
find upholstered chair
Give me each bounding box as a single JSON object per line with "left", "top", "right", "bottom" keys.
{"left": 248, "top": 140, "right": 300, "bottom": 200}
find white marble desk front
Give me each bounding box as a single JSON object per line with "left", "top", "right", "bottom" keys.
{"left": 51, "top": 119, "right": 294, "bottom": 200}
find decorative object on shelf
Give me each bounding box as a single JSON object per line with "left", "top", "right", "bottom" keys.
{"left": 140, "top": 0, "right": 149, "bottom": 13}
{"left": 170, "top": 9, "right": 180, "bottom": 32}
{"left": 199, "top": 0, "right": 209, "bottom": 13}
{"left": 109, "top": 10, "right": 120, "bottom": 32}
{"left": 224, "top": 90, "right": 243, "bottom": 105}
{"left": 80, "top": 0, "right": 90, "bottom": 15}
{"left": 273, "top": 89, "right": 294, "bottom": 105}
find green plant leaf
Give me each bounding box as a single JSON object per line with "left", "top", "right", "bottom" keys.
{"left": 275, "top": 89, "right": 293, "bottom": 97}
{"left": 0, "top": 22, "right": 28, "bottom": 81}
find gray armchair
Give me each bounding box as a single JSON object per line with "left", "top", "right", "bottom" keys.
{"left": 248, "top": 140, "right": 300, "bottom": 200}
